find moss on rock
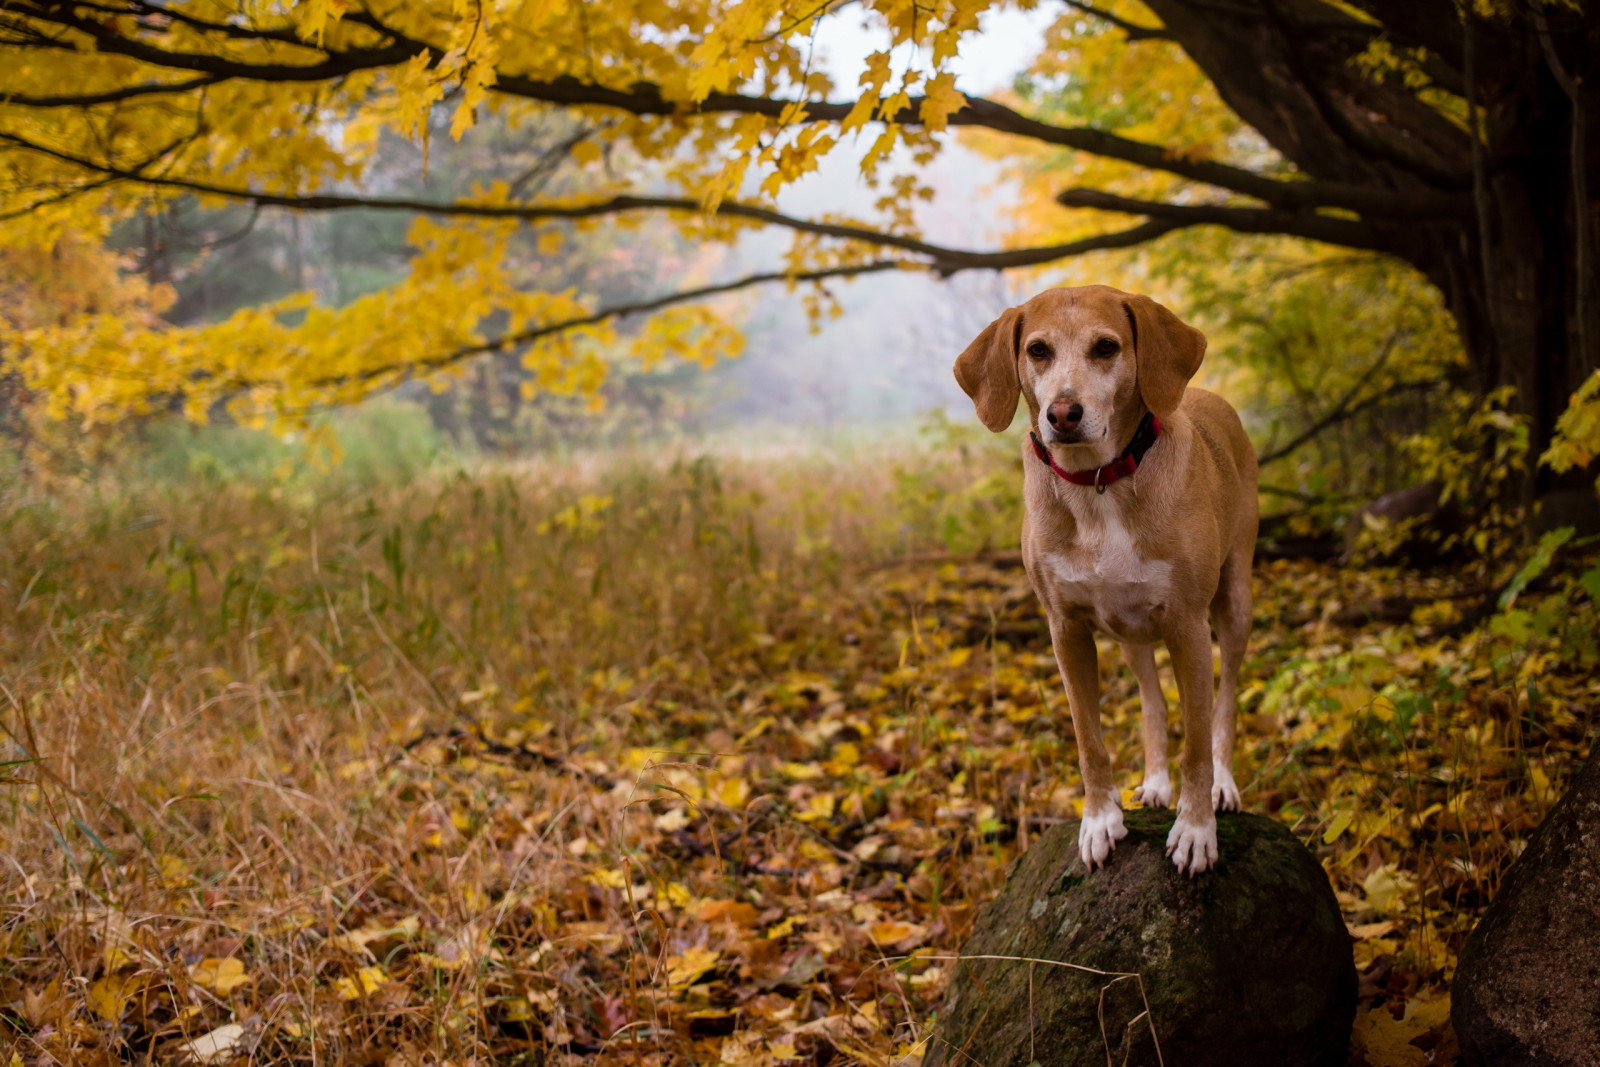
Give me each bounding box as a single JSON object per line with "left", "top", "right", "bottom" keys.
{"left": 927, "top": 810, "right": 1355, "bottom": 1067}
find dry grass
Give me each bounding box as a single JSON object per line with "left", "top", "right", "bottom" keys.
{"left": 0, "top": 440, "right": 1594, "bottom": 1066}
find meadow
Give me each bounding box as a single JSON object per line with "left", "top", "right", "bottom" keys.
{"left": 1, "top": 418, "right": 1595, "bottom": 1066}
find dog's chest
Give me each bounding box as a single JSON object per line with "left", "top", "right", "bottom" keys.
{"left": 1042, "top": 499, "right": 1171, "bottom": 642}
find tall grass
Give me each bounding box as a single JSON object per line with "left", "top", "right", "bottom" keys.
{"left": 1, "top": 417, "right": 1590, "bottom": 1065}
{"left": 0, "top": 426, "right": 1017, "bottom": 1063}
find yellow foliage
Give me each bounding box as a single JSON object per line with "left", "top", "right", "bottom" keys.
{"left": 5, "top": 0, "right": 1009, "bottom": 424}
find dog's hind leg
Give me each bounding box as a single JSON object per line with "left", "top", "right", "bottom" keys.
{"left": 1121, "top": 642, "right": 1172, "bottom": 808}
{"left": 1208, "top": 547, "right": 1253, "bottom": 813}
{"left": 1163, "top": 617, "right": 1219, "bottom": 874}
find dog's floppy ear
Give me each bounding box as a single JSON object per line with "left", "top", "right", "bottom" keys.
{"left": 1125, "top": 294, "right": 1205, "bottom": 418}
{"left": 953, "top": 307, "right": 1022, "bottom": 432}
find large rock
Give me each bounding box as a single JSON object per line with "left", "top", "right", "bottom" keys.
{"left": 927, "top": 810, "right": 1354, "bottom": 1067}
{"left": 1454, "top": 751, "right": 1600, "bottom": 1066}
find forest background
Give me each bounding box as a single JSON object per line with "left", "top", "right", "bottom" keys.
{"left": 0, "top": 1, "right": 1598, "bottom": 1064}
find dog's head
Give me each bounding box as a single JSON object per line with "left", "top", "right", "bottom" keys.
{"left": 952, "top": 285, "right": 1205, "bottom": 467}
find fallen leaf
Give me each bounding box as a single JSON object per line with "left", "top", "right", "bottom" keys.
{"left": 699, "top": 898, "right": 760, "bottom": 926}
{"left": 1362, "top": 864, "right": 1416, "bottom": 916}
{"left": 333, "top": 965, "right": 389, "bottom": 1000}
{"left": 87, "top": 972, "right": 142, "bottom": 1021}
{"left": 1347, "top": 920, "right": 1397, "bottom": 941}
{"left": 190, "top": 956, "right": 252, "bottom": 995}
{"left": 181, "top": 1022, "right": 246, "bottom": 1064}
{"left": 324, "top": 916, "right": 419, "bottom": 956}
{"left": 18, "top": 981, "right": 66, "bottom": 1027}
{"left": 868, "top": 920, "right": 927, "bottom": 949}
{"left": 665, "top": 945, "right": 720, "bottom": 987}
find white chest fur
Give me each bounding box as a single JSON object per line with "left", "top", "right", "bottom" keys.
{"left": 1043, "top": 491, "right": 1171, "bottom": 641}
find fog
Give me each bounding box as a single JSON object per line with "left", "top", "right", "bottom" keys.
{"left": 692, "top": 3, "right": 1059, "bottom": 432}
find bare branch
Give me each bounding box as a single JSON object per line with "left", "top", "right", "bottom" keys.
{"left": 289, "top": 261, "right": 907, "bottom": 391}
{"left": 1, "top": 75, "right": 224, "bottom": 107}
{"left": 0, "top": 127, "right": 1191, "bottom": 271}
{"left": 1055, "top": 187, "right": 1385, "bottom": 250}
{"left": 1257, "top": 378, "right": 1441, "bottom": 466}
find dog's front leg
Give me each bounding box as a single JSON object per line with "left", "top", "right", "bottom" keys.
{"left": 1050, "top": 617, "right": 1126, "bottom": 869}
{"left": 1164, "top": 617, "right": 1219, "bottom": 875}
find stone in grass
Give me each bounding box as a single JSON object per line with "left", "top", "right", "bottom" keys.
{"left": 926, "top": 809, "right": 1355, "bottom": 1067}
{"left": 1453, "top": 751, "right": 1600, "bottom": 1066}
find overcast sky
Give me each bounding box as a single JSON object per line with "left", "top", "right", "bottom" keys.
{"left": 811, "top": 3, "right": 1058, "bottom": 95}
{"left": 710, "top": 7, "right": 1063, "bottom": 435}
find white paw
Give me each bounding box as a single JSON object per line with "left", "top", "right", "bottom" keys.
{"left": 1166, "top": 814, "right": 1218, "bottom": 876}
{"left": 1132, "top": 774, "right": 1172, "bottom": 808}
{"left": 1078, "top": 805, "right": 1128, "bottom": 870}
{"left": 1211, "top": 761, "right": 1241, "bottom": 812}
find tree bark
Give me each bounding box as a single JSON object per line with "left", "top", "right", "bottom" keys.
{"left": 1414, "top": 67, "right": 1600, "bottom": 531}
{"left": 1143, "top": 0, "right": 1600, "bottom": 532}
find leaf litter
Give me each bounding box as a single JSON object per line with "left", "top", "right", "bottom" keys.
{"left": 0, "top": 457, "right": 1594, "bottom": 1065}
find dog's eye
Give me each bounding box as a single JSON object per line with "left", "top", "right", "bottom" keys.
{"left": 1026, "top": 340, "right": 1051, "bottom": 361}
{"left": 1092, "top": 337, "right": 1120, "bottom": 357}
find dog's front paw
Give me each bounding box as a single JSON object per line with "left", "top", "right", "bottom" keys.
{"left": 1165, "top": 814, "right": 1218, "bottom": 876}
{"left": 1078, "top": 805, "right": 1128, "bottom": 870}
{"left": 1133, "top": 774, "right": 1173, "bottom": 808}
{"left": 1211, "top": 761, "right": 1241, "bottom": 812}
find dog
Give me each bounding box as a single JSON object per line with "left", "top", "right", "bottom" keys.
{"left": 953, "top": 285, "right": 1257, "bottom": 875}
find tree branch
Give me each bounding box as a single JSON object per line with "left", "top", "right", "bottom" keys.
{"left": 1061, "top": 1, "right": 1170, "bottom": 41}
{"left": 1055, "top": 187, "right": 1385, "bottom": 250}
{"left": 0, "top": 127, "right": 1191, "bottom": 272}
{"left": 1257, "top": 379, "right": 1442, "bottom": 466}
{"left": 487, "top": 77, "right": 1463, "bottom": 217}
{"left": 291, "top": 261, "right": 907, "bottom": 391}
{"left": 1, "top": 75, "right": 224, "bottom": 107}
{"left": 1, "top": 3, "right": 422, "bottom": 81}
{"left": 0, "top": 3, "right": 1465, "bottom": 219}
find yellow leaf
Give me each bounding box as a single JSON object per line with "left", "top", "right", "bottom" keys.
{"left": 713, "top": 776, "right": 751, "bottom": 809}
{"left": 665, "top": 945, "right": 720, "bottom": 987}
{"left": 189, "top": 957, "right": 252, "bottom": 995}
{"left": 766, "top": 916, "right": 801, "bottom": 940}
{"left": 796, "top": 792, "right": 836, "bottom": 823}
{"left": 1363, "top": 864, "right": 1415, "bottom": 916}
{"left": 588, "top": 866, "right": 629, "bottom": 889}
{"left": 333, "top": 965, "right": 389, "bottom": 1000}
{"left": 1350, "top": 996, "right": 1449, "bottom": 1067}
{"left": 868, "top": 920, "right": 927, "bottom": 948}
{"left": 87, "top": 973, "right": 140, "bottom": 1021}
{"left": 325, "top": 916, "right": 420, "bottom": 956}
{"left": 1322, "top": 810, "right": 1354, "bottom": 844}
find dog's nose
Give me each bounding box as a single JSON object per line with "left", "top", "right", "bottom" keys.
{"left": 1047, "top": 400, "right": 1084, "bottom": 429}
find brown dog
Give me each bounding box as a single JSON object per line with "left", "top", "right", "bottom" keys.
{"left": 954, "top": 285, "right": 1257, "bottom": 875}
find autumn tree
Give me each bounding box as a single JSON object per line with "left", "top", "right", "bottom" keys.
{"left": 0, "top": 0, "right": 1594, "bottom": 521}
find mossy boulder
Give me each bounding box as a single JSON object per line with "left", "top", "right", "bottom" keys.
{"left": 926, "top": 810, "right": 1355, "bottom": 1067}
{"left": 1454, "top": 751, "right": 1600, "bottom": 1066}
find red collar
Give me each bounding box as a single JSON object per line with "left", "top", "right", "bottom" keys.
{"left": 1029, "top": 412, "right": 1162, "bottom": 493}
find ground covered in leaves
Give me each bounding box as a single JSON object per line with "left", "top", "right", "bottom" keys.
{"left": 1, "top": 448, "right": 1596, "bottom": 1066}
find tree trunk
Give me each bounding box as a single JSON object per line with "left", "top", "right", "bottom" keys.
{"left": 1412, "top": 64, "right": 1600, "bottom": 533}
{"left": 1144, "top": 0, "right": 1600, "bottom": 536}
